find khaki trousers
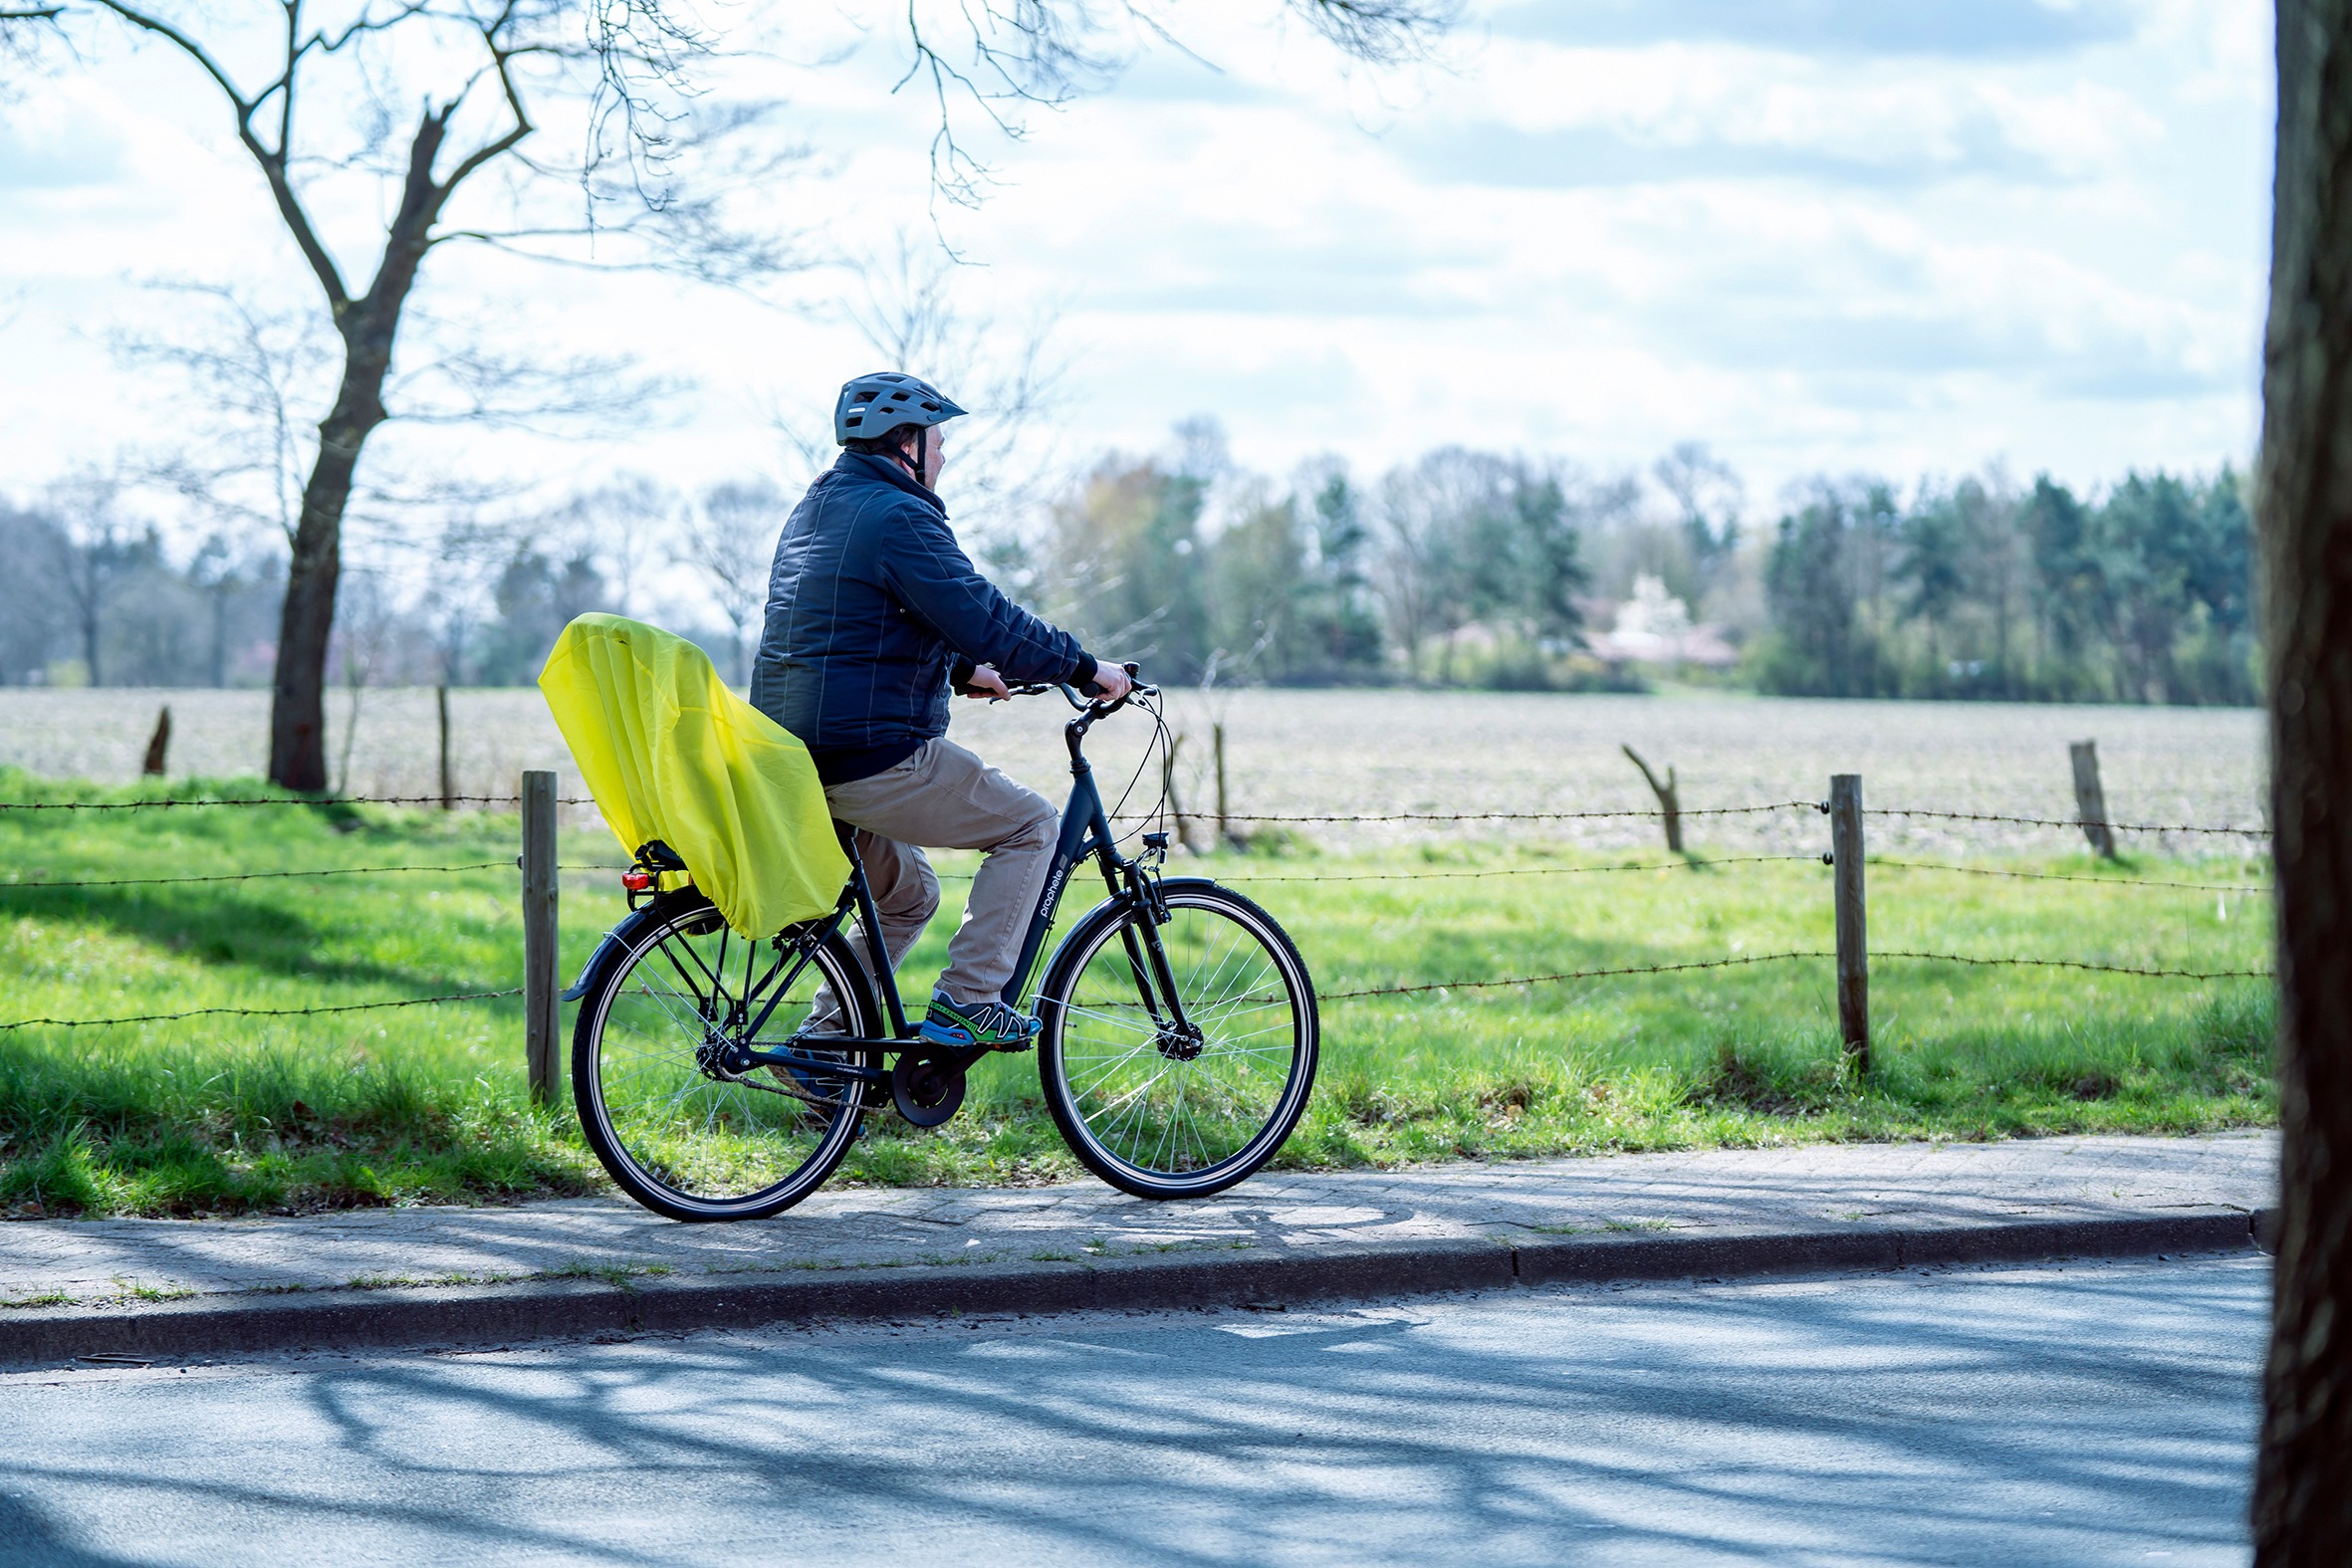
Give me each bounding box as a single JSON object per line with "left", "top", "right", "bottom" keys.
{"left": 823, "top": 738, "right": 1058, "bottom": 1006}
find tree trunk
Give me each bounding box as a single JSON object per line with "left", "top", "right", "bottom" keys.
{"left": 265, "top": 111, "right": 447, "bottom": 791}
{"left": 268, "top": 444, "right": 353, "bottom": 791}
{"left": 2252, "top": 2, "right": 2352, "bottom": 1559}
{"left": 80, "top": 599, "right": 101, "bottom": 689}
{"left": 209, "top": 583, "right": 230, "bottom": 689}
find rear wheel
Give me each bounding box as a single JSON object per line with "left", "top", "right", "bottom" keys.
{"left": 1037, "top": 879, "right": 1318, "bottom": 1199}
{"left": 573, "top": 894, "right": 880, "bottom": 1222}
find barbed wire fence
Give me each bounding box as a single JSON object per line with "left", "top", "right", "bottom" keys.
{"left": 0, "top": 755, "right": 2276, "bottom": 1093}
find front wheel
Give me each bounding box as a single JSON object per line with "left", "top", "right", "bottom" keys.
{"left": 1036, "top": 878, "right": 1318, "bottom": 1200}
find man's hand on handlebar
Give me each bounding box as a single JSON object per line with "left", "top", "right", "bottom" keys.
{"left": 970, "top": 660, "right": 1143, "bottom": 705}
{"left": 1084, "top": 659, "right": 1135, "bottom": 705}
{"left": 960, "top": 664, "right": 1012, "bottom": 701}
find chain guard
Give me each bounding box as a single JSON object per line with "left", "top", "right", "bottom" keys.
{"left": 891, "top": 1049, "right": 967, "bottom": 1128}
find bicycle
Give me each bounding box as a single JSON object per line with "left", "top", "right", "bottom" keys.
{"left": 564, "top": 670, "right": 1320, "bottom": 1222}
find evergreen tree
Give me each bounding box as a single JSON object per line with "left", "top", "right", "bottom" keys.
{"left": 1756, "top": 489, "right": 1880, "bottom": 697}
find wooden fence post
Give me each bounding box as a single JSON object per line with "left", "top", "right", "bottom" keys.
{"left": 1163, "top": 733, "right": 1201, "bottom": 854}
{"left": 1830, "top": 773, "right": 1869, "bottom": 1074}
{"left": 1214, "top": 722, "right": 1237, "bottom": 848}
{"left": 522, "top": 770, "right": 561, "bottom": 1106}
{"left": 2069, "top": 740, "right": 2118, "bottom": 860}
{"left": 1621, "top": 745, "right": 1684, "bottom": 855}
{"left": 437, "top": 686, "right": 455, "bottom": 811}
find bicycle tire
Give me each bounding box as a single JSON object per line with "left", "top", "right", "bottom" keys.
{"left": 1036, "top": 878, "right": 1318, "bottom": 1200}
{"left": 573, "top": 892, "right": 881, "bottom": 1222}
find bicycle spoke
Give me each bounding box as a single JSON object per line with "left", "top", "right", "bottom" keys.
{"left": 583, "top": 910, "right": 870, "bottom": 1214}
{"left": 1047, "top": 895, "right": 1313, "bottom": 1190}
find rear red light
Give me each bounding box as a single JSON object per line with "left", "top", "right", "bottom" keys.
{"left": 621, "top": 870, "right": 653, "bottom": 892}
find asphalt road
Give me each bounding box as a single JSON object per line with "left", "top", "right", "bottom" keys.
{"left": 0, "top": 1253, "right": 2263, "bottom": 1567}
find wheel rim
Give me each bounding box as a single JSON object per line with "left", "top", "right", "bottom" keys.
{"left": 1051, "top": 894, "right": 1310, "bottom": 1185}
{"left": 587, "top": 911, "right": 865, "bottom": 1211}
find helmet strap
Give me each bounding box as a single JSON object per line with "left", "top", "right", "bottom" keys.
{"left": 898, "top": 429, "right": 932, "bottom": 487}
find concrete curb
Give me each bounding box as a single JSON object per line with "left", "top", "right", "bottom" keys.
{"left": 0, "top": 1209, "right": 2268, "bottom": 1369}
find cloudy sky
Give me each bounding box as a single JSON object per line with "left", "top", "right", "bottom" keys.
{"left": 0, "top": 0, "right": 2274, "bottom": 535}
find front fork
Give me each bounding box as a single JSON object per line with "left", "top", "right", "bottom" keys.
{"left": 1115, "top": 835, "right": 1202, "bottom": 1060}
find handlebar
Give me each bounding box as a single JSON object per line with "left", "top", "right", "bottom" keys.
{"left": 1005, "top": 662, "right": 1157, "bottom": 713}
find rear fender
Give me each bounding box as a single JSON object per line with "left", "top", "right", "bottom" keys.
{"left": 562, "top": 889, "right": 715, "bottom": 1003}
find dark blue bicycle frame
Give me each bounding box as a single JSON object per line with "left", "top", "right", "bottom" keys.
{"left": 716, "top": 692, "right": 1183, "bottom": 1088}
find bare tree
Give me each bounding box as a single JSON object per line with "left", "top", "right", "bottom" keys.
{"left": 5, "top": 0, "right": 1453, "bottom": 785}
{"left": 679, "top": 481, "right": 789, "bottom": 686}
{"left": 1371, "top": 462, "right": 1445, "bottom": 682}
{"left": 187, "top": 532, "right": 256, "bottom": 689}
{"left": 550, "top": 475, "right": 679, "bottom": 619}
{"left": 2253, "top": 1, "right": 2352, "bottom": 1559}
{"left": 115, "top": 282, "right": 629, "bottom": 663}
{"left": 42, "top": 469, "right": 149, "bottom": 688}
{"left": 113, "top": 283, "right": 326, "bottom": 551}
{"left": 330, "top": 567, "right": 398, "bottom": 794}
{"left": 3, "top": 0, "right": 791, "bottom": 788}
{"left": 0, "top": 5, "right": 54, "bottom": 95}
{"left": 771, "top": 233, "right": 1070, "bottom": 548}
{"left": 1653, "top": 442, "right": 1743, "bottom": 550}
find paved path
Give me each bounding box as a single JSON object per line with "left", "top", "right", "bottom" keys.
{"left": 0, "top": 1133, "right": 2275, "bottom": 1309}
{"left": 0, "top": 1254, "right": 2266, "bottom": 1566}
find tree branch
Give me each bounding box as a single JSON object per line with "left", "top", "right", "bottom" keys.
{"left": 432, "top": 19, "right": 535, "bottom": 200}
{"left": 277, "top": 0, "right": 297, "bottom": 168}
{"left": 90, "top": 0, "right": 353, "bottom": 312}
{"left": 88, "top": 0, "right": 251, "bottom": 111}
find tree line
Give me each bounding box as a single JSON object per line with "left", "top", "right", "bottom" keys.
{"left": 1009, "top": 430, "right": 2254, "bottom": 707}
{"left": 2, "top": 434, "right": 2256, "bottom": 709}
{"left": 1752, "top": 467, "right": 2254, "bottom": 705}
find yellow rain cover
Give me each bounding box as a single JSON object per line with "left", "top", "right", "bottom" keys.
{"left": 539, "top": 613, "right": 849, "bottom": 938}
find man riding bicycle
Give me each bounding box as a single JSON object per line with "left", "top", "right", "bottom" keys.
{"left": 749, "top": 371, "right": 1132, "bottom": 1052}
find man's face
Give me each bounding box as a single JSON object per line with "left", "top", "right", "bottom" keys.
{"left": 920, "top": 425, "right": 947, "bottom": 488}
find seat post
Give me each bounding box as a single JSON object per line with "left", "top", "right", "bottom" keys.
{"left": 833, "top": 820, "right": 907, "bottom": 1037}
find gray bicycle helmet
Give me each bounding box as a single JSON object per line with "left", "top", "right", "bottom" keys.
{"left": 834, "top": 371, "right": 968, "bottom": 445}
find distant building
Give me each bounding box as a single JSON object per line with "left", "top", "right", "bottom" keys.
{"left": 1584, "top": 575, "right": 1739, "bottom": 669}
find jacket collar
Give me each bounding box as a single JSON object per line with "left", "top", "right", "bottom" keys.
{"left": 833, "top": 450, "right": 948, "bottom": 519}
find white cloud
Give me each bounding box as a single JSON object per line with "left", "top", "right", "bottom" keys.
{"left": 0, "top": 0, "right": 2275, "bottom": 537}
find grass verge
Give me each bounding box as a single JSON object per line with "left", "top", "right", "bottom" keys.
{"left": 0, "top": 767, "right": 2275, "bottom": 1217}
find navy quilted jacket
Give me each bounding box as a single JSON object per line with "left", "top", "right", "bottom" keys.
{"left": 749, "top": 452, "right": 1093, "bottom": 783}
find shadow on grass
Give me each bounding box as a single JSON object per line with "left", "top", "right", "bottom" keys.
{"left": 0, "top": 883, "right": 495, "bottom": 996}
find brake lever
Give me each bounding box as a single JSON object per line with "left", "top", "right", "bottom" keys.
{"left": 1059, "top": 665, "right": 1152, "bottom": 712}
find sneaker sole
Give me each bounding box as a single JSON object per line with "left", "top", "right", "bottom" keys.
{"left": 916, "top": 1019, "right": 1036, "bottom": 1053}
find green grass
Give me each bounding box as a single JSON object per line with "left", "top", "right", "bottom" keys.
{"left": 0, "top": 767, "right": 2275, "bottom": 1218}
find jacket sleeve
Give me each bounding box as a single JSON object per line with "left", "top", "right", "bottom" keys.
{"left": 878, "top": 506, "right": 1093, "bottom": 685}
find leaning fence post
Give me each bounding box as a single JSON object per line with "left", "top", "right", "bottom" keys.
{"left": 1829, "top": 773, "right": 1869, "bottom": 1074}
{"left": 2069, "top": 740, "right": 2118, "bottom": 860}
{"left": 1621, "top": 745, "right": 1684, "bottom": 855}
{"left": 140, "top": 705, "right": 171, "bottom": 778}
{"left": 522, "top": 770, "right": 561, "bottom": 1106}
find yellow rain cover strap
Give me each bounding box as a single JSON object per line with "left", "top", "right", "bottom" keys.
{"left": 539, "top": 613, "right": 850, "bottom": 938}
